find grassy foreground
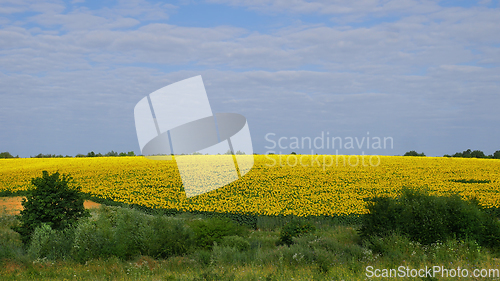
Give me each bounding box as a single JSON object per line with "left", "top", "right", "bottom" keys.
{"left": 2, "top": 203, "right": 500, "bottom": 280}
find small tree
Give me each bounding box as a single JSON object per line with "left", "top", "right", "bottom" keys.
{"left": 471, "top": 150, "right": 486, "bottom": 158}
{"left": 105, "top": 150, "right": 118, "bottom": 157}
{"left": 14, "top": 171, "right": 89, "bottom": 245}
{"left": 0, "top": 151, "right": 14, "bottom": 158}
{"left": 494, "top": 150, "right": 500, "bottom": 159}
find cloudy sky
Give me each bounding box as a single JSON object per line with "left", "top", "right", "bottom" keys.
{"left": 1, "top": 0, "right": 499, "bottom": 157}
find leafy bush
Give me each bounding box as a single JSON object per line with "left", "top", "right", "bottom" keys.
{"left": 189, "top": 217, "right": 248, "bottom": 250}
{"left": 14, "top": 171, "right": 89, "bottom": 245}
{"left": 71, "top": 208, "right": 116, "bottom": 262}
{"left": 359, "top": 187, "right": 500, "bottom": 247}
{"left": 140, "top": 215, "right": 194, "bottom": 259}
{"left": 277, "top": 219, "right": 316, "bottom": 246}
{"left": 72, "top": 206, "right": 194, "bottom": 262}
{"left": 27, "top": 223, "right": 74, "bottom": 260}
{"left": 220, "top": 235, "right": 250, "bottom": 251}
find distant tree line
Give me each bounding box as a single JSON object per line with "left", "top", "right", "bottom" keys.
{"left": 75, "top": 151, "right": 136, "bottom": 157}
{"left": 403, "top": 151, "right": 426, "bottom": 156}
{"left": 0, "top": 151, "right": 136, "bottom": 158}
{"left": 444, "top": 149, "right": 500, "bottom": 159}
{"left": 403, "top": 149, "right": 500, "bottom": 159}
{"left": 33, "top": 151, "right": 136, "bottom": 158}
{"left": 32, "top": 154, "right": 73, "bottom": 158}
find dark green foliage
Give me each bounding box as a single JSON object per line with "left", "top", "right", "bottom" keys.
{"left": 445, "top": 149, "right": 500, "bottom": 159}
{"left": 454, "top": 149, "right": 472, "bottom": 158}
{"left": 72, "top": 208, "right": 115, "bottom": 262}
{"left": 450, "top": 149, "right": 490, "bottom": 158}
{"left": 493, "top": 150, "right": 500, "bottom": 159}
{"left": 203, "top": 212, "right": 257, "bottom": 229}
{"left": 71, "top": 206, "right": 195, "bottom": 262}
{"left": 277, "top": 219, "right": 316, "bottom": 246}
{"left": 140, "top": 215, "right": 194, "bottom": 259}
{"left": 105, "top": 150, "right": 119, "bottom": 156}
{"left": 0, "top": 151, "right": 14, "bottom": 158}
{"left": 0, "top": 189, "right": 29, "bottom": 197}
{"left": 359, "top": 187, "right": 500, "bottom": 247}
{"left": 189, "top": 217, "right": 248, "bottom": 250}
{"left": 33, "top": 153, "right": 65, "bottom": 158}
{"left": 14, "top": 171, "right": 89, "bottom": 245}
{"left": 403, "top": 150, "right": 425, "bottom": 156}
{"left": 471, "top": 150, "right": 487, "bottom": 158}
{"left": 69, "top": 151, "right": 136, "bottom": 158}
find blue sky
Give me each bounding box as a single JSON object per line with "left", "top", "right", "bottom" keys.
{"left": 1, "top": 0, "right": 499, "bottom": 157}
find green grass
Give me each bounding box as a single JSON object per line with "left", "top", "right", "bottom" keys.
{"left": 2, "top": 203, "right": 500, "bottom": 280}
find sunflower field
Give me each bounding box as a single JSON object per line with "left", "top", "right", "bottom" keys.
{"left": 1, "top": 155, "right": 499, "bottom": 217}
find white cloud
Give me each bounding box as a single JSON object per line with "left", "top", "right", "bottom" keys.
{"left": 99, "top": 0, "right": 177, "bottom": 21}
{"left": 0, "top": 0, "right": 499, "bottom": 157}
{"left": 205, "top": 0, "right": 442, "bottom": 17}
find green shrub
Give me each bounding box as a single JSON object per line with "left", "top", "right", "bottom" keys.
{"left": 277, "top": 219, "right": 316, "bottom": 246}
{"left": 27, "top": 223, "right": 74, "bottom": 261}
{"left": 189, "top": 217, "right": 248, "bottom": 250}
{"left": 112, "top": 208, "right": 146, "bottom": 260}
{"left": 359, "top": 187, "right": 500, "bottom": 247}
{"left": 14, "top": 171, "right": 89, "bottom": 245}
{"left": 140, "top": 215, "right": 194, "bottom": 259}
{"left": 220, "top": 235, "right": 250, "bottom": 251}
{"left": 72, "top": 206, "right": 194, "bottom": 262}
{"left": 72, "top": 210, "right": 115, "bottom": 262}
